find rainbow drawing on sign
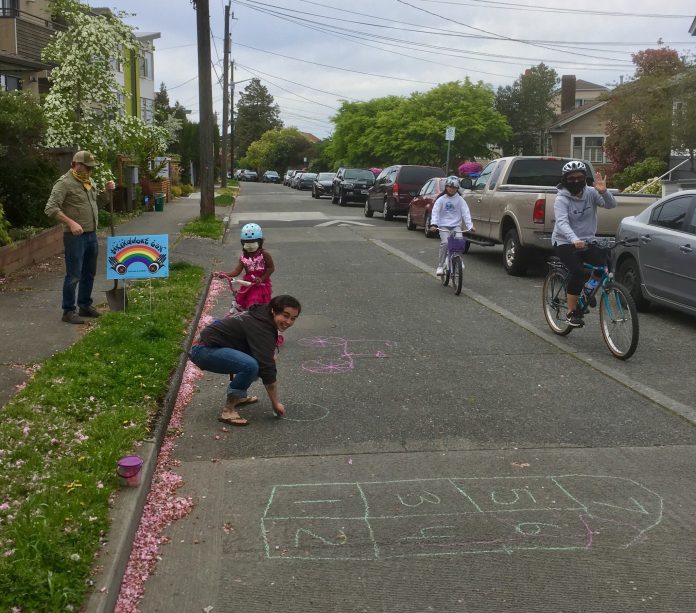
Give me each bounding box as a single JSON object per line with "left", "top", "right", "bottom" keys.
{"left": 108, "top": 244, "right": 167, "bottom": 275}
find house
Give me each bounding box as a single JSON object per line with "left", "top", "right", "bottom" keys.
{"left": 545, "top": 75, "right": 611, "bottom": 172}
{"left": 0, "top": 0, "right": 57, "bottom": 93}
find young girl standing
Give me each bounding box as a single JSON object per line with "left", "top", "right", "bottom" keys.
{"left": 216, "top": 223, "right": 274, "bottom": 313}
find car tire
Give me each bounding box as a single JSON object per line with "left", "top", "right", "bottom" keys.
{"left": 406, "top": 210, "right": 416, "bottom": 231}
{"left": 364, "top": 199, "right": 374, "bottom": 218}
{"left": 424, "top": 214, "right": 436, "bottom": 238}
{"left": 339, "top": 189, "right": 348, "bottom": 207}
{"left": 383, "top": 199, "right": 394, "bottom": 221}
{"left": 617, "top": 256, "right": 651, "bottom": 311}
{"left": 331, "top": 189, "right": 338, "bottom": 204}
{"left": 502, "top": 228, "right": 528, "bottom": 276}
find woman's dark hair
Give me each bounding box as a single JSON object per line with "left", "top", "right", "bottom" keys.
{"left": 270, "top": 294, "right": 301, "bottom": 314}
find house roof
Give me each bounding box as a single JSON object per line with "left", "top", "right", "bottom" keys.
{"left": 553, "top": 79, "right": 609, "bottom": 95}
{"left": 690, "top": 16, "right": 696, "bottom": 35}
{"left": 547, "top": 99, "right": 607, "bottom": 131}
{"left": 301, "top": 131, "right": 321, "bottom": 143}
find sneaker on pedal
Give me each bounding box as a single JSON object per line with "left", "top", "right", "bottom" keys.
{"left": 436, "top": 266, "right": 444, "bottom": 276}
{"left": 566, "top": 311, "right": 584, "bottom": 328}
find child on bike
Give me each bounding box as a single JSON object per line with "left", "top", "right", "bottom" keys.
{"left": 429, "top": 176, "right": 474, "bottom": 276}
{"left": 215, "top": 223, "right": 275, "bottom": 313}
{"left": 552, "top": 161, "right": 615, "bottom": 327}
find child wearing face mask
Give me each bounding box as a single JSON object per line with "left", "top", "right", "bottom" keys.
{"left": 215, "top": 223, "right": 274, "bottom": 312}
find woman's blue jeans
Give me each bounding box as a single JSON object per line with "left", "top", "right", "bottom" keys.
{"left": 189, "top": 344, "right": 259, "bottom": 400}
{"left": 62, "top": 231, "right": 98, "bottom": 313}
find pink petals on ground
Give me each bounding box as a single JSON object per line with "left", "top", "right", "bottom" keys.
{"left": 114, "top": 277, "right": 223, "bottom": 612}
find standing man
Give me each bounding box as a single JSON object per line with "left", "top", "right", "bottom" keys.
{"left": 45, "top": 151, "right": 116, "bottom": 324}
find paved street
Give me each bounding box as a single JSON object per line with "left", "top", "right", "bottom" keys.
{"left": 139, "top": 182, "right": 696, "bottom": 612}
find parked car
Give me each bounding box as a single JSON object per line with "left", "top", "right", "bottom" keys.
{"left": 291, "top": 172, "right": 304, "bottom": 189}
{"left": 613, "top": 190, "right": 696, "bottom": 316}
{"left": 284, "top": 170, "right": 296, "bottom": 186}
{"left": 262, "top": 170, "right": 281, "bottom": 183}
{"left": 297, "top": 172, "right": 317, "bottom": 190}
{"left": 406, "top": 176, "right": 448, "bottom": 236}
{"left": 312, "top": 172, "right": 336, "bottom": 198}
{"left": 240, "top": 169, "right": 258, "bottom": 182}
{"left": 331, "top": 168, "right": 376, "bottom": 206}
{"left": 366, "top": 165, "right": 443, "bottom": 220}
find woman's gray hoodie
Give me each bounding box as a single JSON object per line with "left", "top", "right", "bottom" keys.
{"left": 551, "top": 185, "right": 617, "bottom": 246}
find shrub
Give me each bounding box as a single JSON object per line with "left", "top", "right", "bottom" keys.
{"left": 623, "top": 178, "right": 662, "bottom": 194}
{"left": 171, "top": 184, "right": 182, "bottom": 198}
{"left": 0, "top": 203, "right": 12, "bottom": 247}
{"left": 180, "top": 183, "right": 194, "bottom": 196}
{"left": 613, "top": 157, "right": 667, "bottom": 190}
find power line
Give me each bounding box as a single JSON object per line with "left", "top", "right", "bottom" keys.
{"left": 415, "top": 0, "right": 693, "bottom": 18}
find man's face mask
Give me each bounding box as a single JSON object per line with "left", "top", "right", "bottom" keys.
{"left": 243, "top": 242, "right": 259, "bottom": 252}
{"left": 563, "top": 178, "right": 586, "bottom": 194}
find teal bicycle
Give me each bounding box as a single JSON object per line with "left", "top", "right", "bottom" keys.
{"left": 542, "top": 238, "right": 640, "bottom": 360}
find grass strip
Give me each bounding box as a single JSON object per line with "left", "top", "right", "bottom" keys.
{"left": 0, "top": 261, "right": 204, "bottom": 611}
{"left": 182, "top": 216, "right": 224, "bottom": 240}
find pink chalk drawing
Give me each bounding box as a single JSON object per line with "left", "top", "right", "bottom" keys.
{"left": 299, "top": 336, "right": 398, "bottom": 375}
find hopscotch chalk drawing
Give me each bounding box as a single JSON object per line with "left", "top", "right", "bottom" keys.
{"left": 298, "top": 336, "right": 398, "bottom": 374}
{"left": 261, "top": 475, "right": 663, "bottom": 560}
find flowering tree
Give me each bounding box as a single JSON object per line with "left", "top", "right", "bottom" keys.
{"left": 42, "top": 0, "right": 175, "bottom": 184}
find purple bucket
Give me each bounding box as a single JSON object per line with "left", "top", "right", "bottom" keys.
{"left": 117, "top": 455, "right": 143, "bottom": 487}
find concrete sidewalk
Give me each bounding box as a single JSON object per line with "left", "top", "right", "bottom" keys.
{"left": 0, "top": 194, "right": 225, "bottom": 407}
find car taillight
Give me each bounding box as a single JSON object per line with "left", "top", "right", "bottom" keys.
{"left": 533, "top": 198, "right": 545, "bottom": 224}
{"left": 393, "top": 183, "right": 399, "bottom": 195}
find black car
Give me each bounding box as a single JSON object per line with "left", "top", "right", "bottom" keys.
{"left": 331, "top": 168, "right": 376, "bottom": 206}
{"left": 297, "top": 172, "right": 317, "bottom": 190}
{"left": 366, "top": 165, "right": 443, "bottom": 220}
{"left": 262, "top": 170, "right": 281, "bottom": 183}
{"left": 312, "top": 172, "right": 336, "bottom": 198}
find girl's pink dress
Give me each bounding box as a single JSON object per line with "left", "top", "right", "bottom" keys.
{"left": 235, "top": 250, "right": 272, "bottom": 309}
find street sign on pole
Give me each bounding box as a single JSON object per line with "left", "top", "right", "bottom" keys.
{"left": 445, "top": 127, "right": 455, "bottom": 175}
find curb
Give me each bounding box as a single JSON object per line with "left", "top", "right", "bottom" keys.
{"left": 84, "top": 272, "right": 213, "bottom": 613}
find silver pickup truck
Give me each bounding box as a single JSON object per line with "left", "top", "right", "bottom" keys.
{"left": 460, "top": 156, "right": 660, "bottom": 275}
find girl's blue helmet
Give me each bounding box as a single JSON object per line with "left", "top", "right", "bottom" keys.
{"left": 240, "top": 223, "right": 263, "bottom": 240}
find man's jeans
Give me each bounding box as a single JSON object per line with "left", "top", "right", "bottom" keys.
{"left": 62, "top": 231, "right": 98, "bottom": 313}
{"left": 189, "top": 344, "right": 259, "bottom": 400}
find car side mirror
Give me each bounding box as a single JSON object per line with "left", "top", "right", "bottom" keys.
{"left": 459, "top": 177, "right": 473, "bottom": 190}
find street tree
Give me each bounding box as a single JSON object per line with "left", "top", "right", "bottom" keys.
{"left": 604, "top": 48, "right": 688, "bottom": 172}
{"left": 243, "top": 127, "right": 314, "bottom": 173}
{"left": 331, "top": 81, "right": 510, "bottom": 167}
{"left": 495, "top": 63, "right": 558, "bottom": 155}
{"left": 234, "top": 78, "right": 282, "bottom": 159}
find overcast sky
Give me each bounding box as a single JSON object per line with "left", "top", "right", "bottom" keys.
{"left": 112, "top": 0, "right": 696, "bottom": 139}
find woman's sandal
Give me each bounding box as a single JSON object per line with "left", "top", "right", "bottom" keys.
{"left": 237, "top": 396, "right": 259, "bottom": 406}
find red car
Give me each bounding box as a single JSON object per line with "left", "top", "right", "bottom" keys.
{"left": 406, "top": 176, "right": 448, "bottom": 237}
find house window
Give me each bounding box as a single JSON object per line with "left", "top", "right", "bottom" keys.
{"left": 0, "top": 74, "right": 22, "bottom": 91}
{"left": 140, "top": 51, "right": 153, "bottom": 80}
{"left": 110, "top": 46, "right": 123, "bottom": 73}
{"left": 141, "top": 97, "right": 154, "bottom": 123}
{"left": 0, "top": 0, "right": 19, "bottom": 17}
{"left": 117, "top": 93, "right": 126, "bottom": 116}
{"left": 572, "top": 135, "right": 605, "bottom": 163}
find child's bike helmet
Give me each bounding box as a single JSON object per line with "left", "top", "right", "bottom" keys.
{"left": 240, "top": 223, "right": 263, "bottom": 240}
{"left": 445, "top": 176, "right": 460, "bottom": 188}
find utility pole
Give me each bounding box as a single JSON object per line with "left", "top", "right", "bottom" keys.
{"left": 195, "top": 0, "right": 215, "bottom": 217}
{"left": 230, "top": 59, "right": 236, "bottom": 174}
{"left": 220, "top": 1, "right": 230, "bottom": 187}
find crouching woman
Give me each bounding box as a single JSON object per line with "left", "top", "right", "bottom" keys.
{"left": 189, "top": 294, "right": 301, "bottom": 426}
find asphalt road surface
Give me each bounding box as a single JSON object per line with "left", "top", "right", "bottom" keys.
{"left": 139, "top": 182, "right": 696, "bottom": 613}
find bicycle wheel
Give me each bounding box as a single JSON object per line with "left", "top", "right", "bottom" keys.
{"left": 442, "top": 258, "right": 451, "bottom": 286}
{"left": 599, "top": 282, "right": 639, "bottom": 360}
{"left": 542, "top": 270, "right": 572, "bottom": 335}
{"left": 451, "top": 255, "right": 463, "bottom": 295}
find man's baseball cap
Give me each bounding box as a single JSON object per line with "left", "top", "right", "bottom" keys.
{"left": 72, "top": 151, "right": 97, "bottom": 167}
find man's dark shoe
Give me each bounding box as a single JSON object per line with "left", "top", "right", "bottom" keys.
{"left": 78, "top": 305, "right": 100, "bottom": 318}
{"left": 62, "top": 311, "right": 85, "bottom": 324}
{"left": 566, "top": 310, "right": 584, "bottom": 328}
